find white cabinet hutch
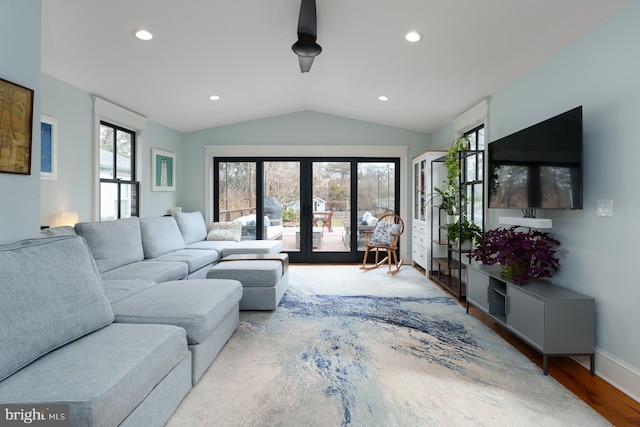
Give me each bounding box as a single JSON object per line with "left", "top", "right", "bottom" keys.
{"left": 411, "top": 150, "right": 444, "bottom": 270}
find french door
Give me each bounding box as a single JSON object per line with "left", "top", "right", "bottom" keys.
{"left": 215, "top": 157, "right": 399, "bottom": 263}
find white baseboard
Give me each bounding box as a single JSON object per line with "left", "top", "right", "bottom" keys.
{"left": 572, "top": 348, "right": 640, "bottom": 403}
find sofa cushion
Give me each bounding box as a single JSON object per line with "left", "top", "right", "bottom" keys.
{"left": 207, "top": 260, "right": 283, "bottom": 287}
{"left": 369, "top": 221, "right": 401, "bottom": 246}
{"left": 102, "top": 278, "right": 159, "bottom": 304}
{"left": 173, "top": 211, "right": 208, "bottom": 245}
{"left": 111, "top": 279, "right": 242, "bottom": 344}
{"left": 75, "top": 217, "right": 144, "bottom": 273}
{"left": 101, "top": 260, "right": 189, "bottom": 283}
{"left": 220, "top": 239, "right": 283, "bottom": 257}
{"left": 0, "top": 235, "right": 114, "bottom": 382}
{"left": 139, "top": 216, "right": 185, "bottom": 259}
{"left": 151, "top": 249, "right": 217, "bottom": 273}
{"left": 0, "top": 323, "right": 188, "bottom": 427}
{"left": 207, "top": 221, "right": 242, "bottom": 242}
{"left": 184, "top": 240, "right": 227, "bottom": 253}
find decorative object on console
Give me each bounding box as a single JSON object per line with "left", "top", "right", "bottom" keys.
{"left": 151, "top": 148, "right": 175, "bottom": 191}
{"left": 469, "top": 226, "right": 563, "bottom": 285}
{"left": 0, "top": 77, "right": 34, "bottom": 175}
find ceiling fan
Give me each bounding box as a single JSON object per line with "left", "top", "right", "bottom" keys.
{"left": 291, "top": 0, "right": 322, "bottom": 73}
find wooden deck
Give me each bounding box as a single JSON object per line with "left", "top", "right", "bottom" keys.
{"left": 280, "top": 226, "right": 364, "bottom": 252}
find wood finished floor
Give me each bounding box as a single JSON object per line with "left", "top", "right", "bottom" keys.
{"left": 417, "top": 266, "right": 640, "bottom": 426}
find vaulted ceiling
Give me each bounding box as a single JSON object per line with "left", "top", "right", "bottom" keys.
{"left": 41, "top": 0, "right": 628, "bottom": 134}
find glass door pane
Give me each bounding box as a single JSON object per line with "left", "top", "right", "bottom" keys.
{"left": 264, "top": 161, "right": 300, "bottom": 252}
{"left": 311, "top": 161, "right": 350, "bottom": 253}
{"left": 218, "top": 161, "right": 257, "bottom": 240}
{"left": 356, "top": 162, "right": 396, "bottom": 251}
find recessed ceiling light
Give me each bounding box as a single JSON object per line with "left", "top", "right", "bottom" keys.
{"left": 378, "top": 95, "right": 389, "bottom": 102}
{"left": 208, "top": 95, "right": 221, "bottom": 101}
{"left": 133, "top": 29, "right": 153, "bottom": 41}
{"left": 404, "top": 31, "right": 422, "bottom": 43}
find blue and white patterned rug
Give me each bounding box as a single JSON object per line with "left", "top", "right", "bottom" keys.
{"left": 168, "top": 265, "right": 610, "bottom": 427}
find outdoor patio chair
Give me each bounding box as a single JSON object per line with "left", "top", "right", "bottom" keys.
{"left": 360, "top": 214, "right": 404, "bottom": 274}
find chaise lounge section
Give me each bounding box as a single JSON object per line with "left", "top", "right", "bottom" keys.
{"left": 0, "top": 235, "right": 195, "bottom": 426}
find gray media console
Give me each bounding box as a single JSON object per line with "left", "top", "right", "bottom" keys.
{"left": 466, "top": 264, "right": 595, "bottom": 375}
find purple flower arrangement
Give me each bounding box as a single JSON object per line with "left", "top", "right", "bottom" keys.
{"left": 469, "top": 226, "right": 562, "bottom": 285}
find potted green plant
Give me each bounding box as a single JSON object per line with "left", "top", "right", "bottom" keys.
{"left": 444, "top": 136, "right": 469, "bottom": 186}
{"left": 447, "top": 219, "right": 482, "bottom": 250}
{"left": 427, "top": 185, "right": 466, "bottom": 220}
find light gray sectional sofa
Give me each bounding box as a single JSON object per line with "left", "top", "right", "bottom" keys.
{"left": 0, "top": 211, "right": 288, "bottom": 426}
{"left": 71, "top": 212, "right": 283, "bottom": 281}
{"left": 0, "top": 235, "right": 203, "bottom": 426}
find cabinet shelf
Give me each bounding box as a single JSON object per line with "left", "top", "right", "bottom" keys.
{"left": 429, "top": 273, "right": 466, "bottom": 296}
{"left": 432, "top": 257, "right": 466, "bottom": 269}
{"left": 491, "top": 287, "right": 506, "bottom": 297}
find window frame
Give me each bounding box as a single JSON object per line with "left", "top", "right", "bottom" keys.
{"left": 92, "top": 97, "right": 147, "bottom": 221}
{"left": 99, "top": 121, "right": 140, "bottom": 220}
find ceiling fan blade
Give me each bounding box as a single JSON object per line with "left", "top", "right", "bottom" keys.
{"left": 298, "top": 55, "right": 315, "bottom": 73}
{"left": 292, "top": 0, "right": 321, "bottom": 72}
{"left": 297, "top": 0, "right": 317, "bottom": 37}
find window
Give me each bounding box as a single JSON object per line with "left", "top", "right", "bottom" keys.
{"left": 463, "top": 124, "right": 484, "bottom": 226}
{"left": 99, "top": 122, "right": 139, "bottom": 221}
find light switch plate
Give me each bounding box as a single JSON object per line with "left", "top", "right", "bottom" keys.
{"left": 596, "top": 200, "right": 613, "bottom": 217}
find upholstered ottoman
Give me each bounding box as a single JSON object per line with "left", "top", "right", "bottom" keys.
{"left": 206, "top": 254, "right": 289, "bottom": 311}
{"left": 220, "top": 239, "right": 283, "bottom": 257}
{"left": 109, "top": 279, "right": 243, "bottom": 384}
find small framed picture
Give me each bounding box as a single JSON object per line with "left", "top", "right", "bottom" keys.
{"left": 151, "top": 148, "right": 176, "bottom": 191}
{"left": 41, "top": 115, "right": 57, "bottom": 180}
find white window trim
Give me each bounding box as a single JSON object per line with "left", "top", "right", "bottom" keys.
{"left": 203, "top": 144, "right": 410, "bottom": 259}
{"left": 454, "top": 98, "right": 488, "bottom": 136}
{"left": 92, "top": 97, "right": 147, "bottom": 220}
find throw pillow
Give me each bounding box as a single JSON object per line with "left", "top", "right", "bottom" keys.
{"left": 369, "top": 222, "right": 401, "bottom": 246}
{"left": 206, "top": 221, "right": 242, "bottom": 242}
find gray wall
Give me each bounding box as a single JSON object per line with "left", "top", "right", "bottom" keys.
{"left": 39, "top": 74, "right": 185, "bottom": 224}
{"left": 0, "top": 0, "right": 41, "bottom": 243}
{"left": 181, "top": 111, "right": 431, "bottom": 214}
{"left": 143, "top": 121, "right": 184, "bottom": 216}
{"left": 40, "top": 74, "right": 93, "bottom": 225}
{"left": 434, "top": 1, "right": 640, "bottom": 385}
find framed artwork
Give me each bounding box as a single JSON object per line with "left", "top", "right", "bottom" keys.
{"left": 151, "top": 148, "right": 176, "bottom": 191}
{"left": 0, "top": 77, "right": 34, "bottom": 175}
{"left": 41, "top": 115, "right": 57, "bottom": 180}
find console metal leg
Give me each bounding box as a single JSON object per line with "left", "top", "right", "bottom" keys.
{"left": 590, "top": 353, "right": 595, "bottom": 376}
{"left": 543, "top": 354, "right": 549, "bottom": 375}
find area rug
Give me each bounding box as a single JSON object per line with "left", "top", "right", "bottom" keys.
{"left": 167, "top": 265, "right": 609, "bottom": 427}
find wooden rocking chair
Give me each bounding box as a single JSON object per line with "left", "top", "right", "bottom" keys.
{"left": 360, "top": 214, "right": 404, "bottom": 274}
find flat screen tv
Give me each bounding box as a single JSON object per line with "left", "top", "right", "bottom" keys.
{"left": 488, "top": 106, "right": 583, "bottom": 211}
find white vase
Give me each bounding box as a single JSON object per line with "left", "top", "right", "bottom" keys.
{"left": 446, "top": 214, "right": 459, "bottom": 224}
{"left": 453, "top": 239, "right": 473, "bottom": 251}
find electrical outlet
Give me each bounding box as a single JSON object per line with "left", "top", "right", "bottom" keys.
{"left": 596, "top": 200, "right": 613, "bottom": 217}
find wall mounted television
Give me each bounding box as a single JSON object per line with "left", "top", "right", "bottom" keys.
{"left": 488, "top": 106, "right": 583, "bottom": 211}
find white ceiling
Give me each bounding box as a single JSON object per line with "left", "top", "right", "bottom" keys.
{"left": 41, "top": 0, "right": 628, "bottom": 134}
